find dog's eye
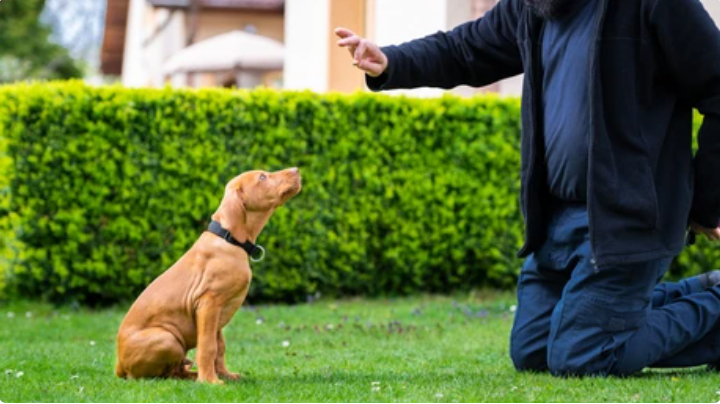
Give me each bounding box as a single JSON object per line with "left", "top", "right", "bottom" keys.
{"left": 259, "top": 174, "right": 267, "bottom": 181}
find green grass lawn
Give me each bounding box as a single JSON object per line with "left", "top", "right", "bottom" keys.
{"left": 1, "top": 292, "right": 718, "bottom": 403}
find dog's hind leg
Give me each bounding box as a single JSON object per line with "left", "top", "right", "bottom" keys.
{"left": 121, "top": 327, "right": 185, "bottom": 379}
{"left": 115, "top": 361, "right": 127, "bottom": 378}
{"left": 174, "top": 367, "right": 198, "bottom": 380}
{"left": 172, "top": 358, "right": 198, "bottom": 380}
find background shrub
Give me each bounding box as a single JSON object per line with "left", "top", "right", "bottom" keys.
{"left": 668, "top": 113, "right": 720, "bottom": 281}
{"left": 0, "top": 82, "right": 715, "bottom": 305}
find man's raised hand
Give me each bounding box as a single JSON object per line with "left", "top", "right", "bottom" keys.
{"left": 335, "top": 27, "right": 388, "bottom": 78}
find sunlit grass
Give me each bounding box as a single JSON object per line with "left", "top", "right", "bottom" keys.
{"left": 0, "top": 293, "right": 717, "bottom": 402}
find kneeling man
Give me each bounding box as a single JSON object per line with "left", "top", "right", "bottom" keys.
{"left": 336, "top": 0, "right": 720, "bottom": 376}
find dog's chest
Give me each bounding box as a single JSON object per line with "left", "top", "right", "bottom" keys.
{"left": 219, "top": 293, "right": 248, "bottom": 327}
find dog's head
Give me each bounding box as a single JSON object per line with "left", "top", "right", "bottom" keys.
{"left": 214, "top": 167, "right": 301, "bottom": 242}
{"left": 213, "top": 168, "right": 302, "bottom": 240}
{"left": 226, "top": 167, "right": 302, "bottom": 212}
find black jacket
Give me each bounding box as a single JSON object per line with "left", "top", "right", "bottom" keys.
{"left": 368, "top": 0, "right": 720, "bottom": 267}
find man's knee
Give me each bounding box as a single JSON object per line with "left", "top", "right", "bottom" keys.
{"left": 511, "top": 349, "right": 545, "bottom": 372}
{"left": 546, "top": 345, "right": 610, "bottom": 377}
{"left": 547, "top": 355, "right": 603, "bottom": 377}
{"left": 547, "top": 358, "right": 636, "bottom": 377}
{"left": 546, "top": 327, "right": 641, "bottom": 377}
{"left": 510, "top": 336, "right": 548, "bottom": 372}
{"left": 546, "top": 320, "right": 611, "bottom": 377}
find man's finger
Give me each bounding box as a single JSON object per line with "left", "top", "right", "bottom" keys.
{"left": 334, "top": 27, "right": 355, "bottom": 39}
{"left": 338, "top": 36, "right": 362, "bottom": 47}
{"left": 355, "top": 60, "right": 382, "bottom": 76}
{"left": 700, "top": 228, "right": 720, "bottom": 241}
{"left": 712, "top": 228, "right": 720, "bottom": 241}
{"left": 354, "top": 40, "right": 368, "bottom": 63}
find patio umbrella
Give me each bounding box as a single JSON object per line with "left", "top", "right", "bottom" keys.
{"left": 162, "top": 30, "right": 284, "bottom": 74}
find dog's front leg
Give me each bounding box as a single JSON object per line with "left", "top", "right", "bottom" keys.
{"left": 216, "top": 330, "right": 241, "bottom": 381}
{"left": 196, "top": 302, "right": 223, "bottom": 384}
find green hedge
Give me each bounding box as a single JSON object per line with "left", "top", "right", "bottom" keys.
{"left": 670, "top": 114, "right": 720, "bottom": 281}
{"left": 0, "top": 82, "right": 716, "bottom": 304}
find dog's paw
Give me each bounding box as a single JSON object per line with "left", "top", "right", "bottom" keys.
{"left": 198, "top": 376, "right": 225, "bottom": 385}
{"left": 220, "top": 372, "right": 242, "bottom": 381}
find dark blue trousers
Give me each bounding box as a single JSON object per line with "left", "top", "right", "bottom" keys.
{"left": 510, "top": 202, "right": 720, "bottom": 376}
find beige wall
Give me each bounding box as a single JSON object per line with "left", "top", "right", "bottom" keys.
{"left": 195, "top": 10, "right": 284, "bottom": 43}
{"left": 365, "top": 0, "right": 376, "bottom": 42}
{"left": 327, "top": 0, "right": 367, "bottom": 93}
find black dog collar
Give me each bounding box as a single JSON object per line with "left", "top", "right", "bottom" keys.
{"left": 207, "top": 220, "right": 266, "bottom": 262}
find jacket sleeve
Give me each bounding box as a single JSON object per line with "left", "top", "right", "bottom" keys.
{"left": 366, "top": 0, "right": 524, "bottom": 91}
{"left": 652, "top": 0, "right": 720, "bottom": 228}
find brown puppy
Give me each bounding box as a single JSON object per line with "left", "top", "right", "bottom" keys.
{"left": 115, "top": 168, "right": 301, "bottom": 384}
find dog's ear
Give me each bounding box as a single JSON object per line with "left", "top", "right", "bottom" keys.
{"left": 217, "top": 183, "right": 247, "bottom": 227}
{"left": 236, "top": 182, "right": 245, "bottom": 199}
{"left": 234, "top": 184, "right": 247, "bottom": 224}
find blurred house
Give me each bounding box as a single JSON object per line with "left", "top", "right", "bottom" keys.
{"left": 101, "top": 0, "right": 514, "bottom": 94}
{"left": 101, "top": 0, "right": 720, "bottom": 95}
{"left": 284, "top": 0, "right": 519, "bottom": 97}
{"left": 101, "top": 0, "right": 284, "bottom": 88}
{"left": 284, "top": 0, "right": 720, "bottom": 97}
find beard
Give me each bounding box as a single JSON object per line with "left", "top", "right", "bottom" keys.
{"left": 525, "top": 0, "right": 579, "bottom": 20}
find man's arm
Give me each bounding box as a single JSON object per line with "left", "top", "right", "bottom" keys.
{"left": 652, "top": 0, "right": 720, "bottom": 239}
{"left": 336, "top": 0, "right": 524, "bottom": 91}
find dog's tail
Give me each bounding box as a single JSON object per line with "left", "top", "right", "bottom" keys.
{"left": 115, "top": 361, "right": 127, "bottom": 378}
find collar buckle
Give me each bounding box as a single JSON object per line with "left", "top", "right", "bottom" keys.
{"left": 250, "top": 245, "right": 266, "bottom": 263}
{"left": 208, "top": 220, "right": 267, "bottom": 263}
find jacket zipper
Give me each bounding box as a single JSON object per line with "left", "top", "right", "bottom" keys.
{"left": 518, "top": 13, "right": 541, "bottom": 258}
{"left": 588, "top": 0, "right": 609, "bottom": 270}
